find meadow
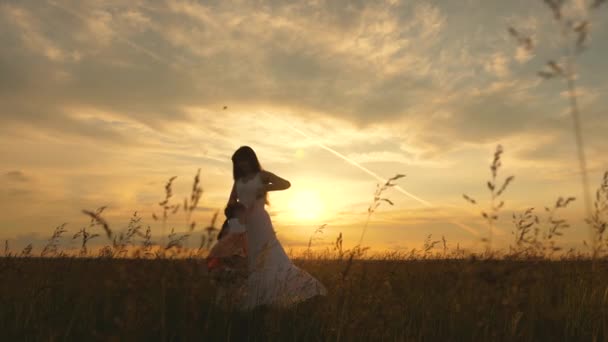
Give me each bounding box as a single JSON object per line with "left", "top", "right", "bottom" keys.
{"left": 2, "top": 254, "right": 608, "bottom": 341}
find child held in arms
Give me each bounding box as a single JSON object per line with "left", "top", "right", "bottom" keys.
{"left": 206, "top": 203, "right": 249, "bottom": 292}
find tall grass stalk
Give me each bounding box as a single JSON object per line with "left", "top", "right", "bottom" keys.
{"left": 336, "top": 173, "right": 404, "bottom": 342}
{"left": 357, "top": 174, "right": 406, "bottom": 247}
{"left": 509, "top": 0, "right": 607, "bottom": 255}
{"left": 463, "top": 145, "right": 514, "bottom": 255}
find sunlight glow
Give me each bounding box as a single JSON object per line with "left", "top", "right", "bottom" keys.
{"left": 288, "top": 190, "right": 324, "bottom": 221}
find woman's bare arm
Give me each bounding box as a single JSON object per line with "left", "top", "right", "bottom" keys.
{"left": 260, "top": 170, "right": 291, "bottom": 192}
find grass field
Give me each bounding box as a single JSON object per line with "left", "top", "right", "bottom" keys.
{"left": 2, "top": 255, "right": 608, "bottom": 341}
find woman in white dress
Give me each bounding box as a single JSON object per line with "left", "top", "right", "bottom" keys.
{"left": 227, "top": 146, "right": 327, "bottom": 310}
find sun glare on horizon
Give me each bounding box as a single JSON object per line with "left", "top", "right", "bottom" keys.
{"left": 288, "top": 190, "right": 324, "bottom": 221}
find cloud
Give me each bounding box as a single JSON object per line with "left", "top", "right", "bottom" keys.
{"left": 1, "top": 4, "right": 74, "bottom": 62}
{"left": 0, "top": 0, "right": 446, "bottom": 130}
{"left": 1, "top": 170, "right": 34, "bottom": 202}
{"left": 1, "top": 1, "right": 605, "bottom": 149}
{"left": 4, "top": 171, "right": 30, "bottom": 183}
{"left": 1, "top": 0, "right": 603, "bottom": 170}
{"left": 485, "top": 52, "right": 510, "bottom": 78}
{"left": 1, "top": 0, "right": 603, "bottom": 158}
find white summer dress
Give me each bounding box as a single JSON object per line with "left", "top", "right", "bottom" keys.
{"left": 235, "top": 172, "right": 327, "bottom": 310}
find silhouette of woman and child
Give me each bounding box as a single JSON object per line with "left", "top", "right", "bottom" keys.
{"left": 206, "top": 146, "right": 327, "bottom": 310}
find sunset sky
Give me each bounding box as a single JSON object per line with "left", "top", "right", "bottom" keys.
{"left": 1, "top": 0, "right": 607, "bottom": 254}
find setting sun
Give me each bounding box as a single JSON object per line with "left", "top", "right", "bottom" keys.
{"left": 288, "top": 190, "right": 324, "bottom": 221}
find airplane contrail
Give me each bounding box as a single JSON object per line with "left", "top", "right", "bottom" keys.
{"left": 258, "top": 110, "right": 483, "bottom": 237}
{"left": 46, "top": 0, "right": 172, "bottom": 67}
{"left": 288, "top": 124, "right": 433, "bottom": 207}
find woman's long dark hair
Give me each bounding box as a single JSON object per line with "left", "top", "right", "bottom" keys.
{"left": 231, "top": 146, "right": 262, "bottom": 181}
{"left": 231, "top": 146, "right": 269, "bottom": 204}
